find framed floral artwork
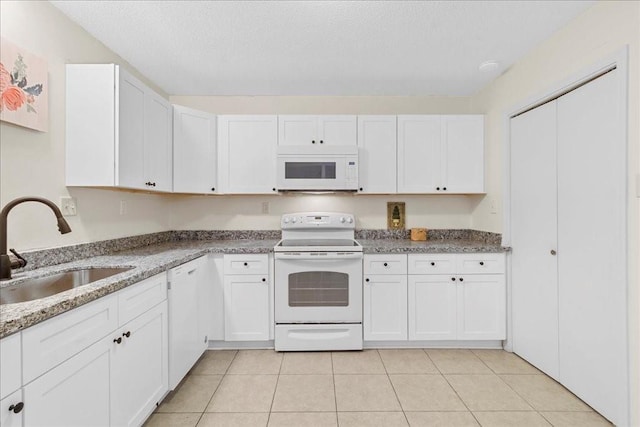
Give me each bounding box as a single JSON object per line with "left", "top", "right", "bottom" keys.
{"left": 0, "top": 37, "right": 48, "bottom": 132}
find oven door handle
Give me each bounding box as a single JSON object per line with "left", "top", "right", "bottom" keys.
{"left": 275, "top": 252, "right": 363, "bottom": 260}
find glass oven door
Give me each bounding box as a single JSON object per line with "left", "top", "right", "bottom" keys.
{"left": 274, "top": 252, "right": 363, "bottom": 323}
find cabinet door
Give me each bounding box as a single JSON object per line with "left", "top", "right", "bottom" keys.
{"left": 364, "top": 275, "right": 407, "bottom": 341}
{"left": 112, "top": 302, "right": 168, "bottom": 427}
{"left": 218, "top": 115, "right": 278, "bottom": 193}
{"left": 357, "top": 116, "right": 397, "bottom": 193}
{"left": 23, "top": 336, "right": 112, "bottom": 427}
{"left": 173, "top": 105, "right": 217, "bottom": 194}
{"left": 443, "top": 115, "right": 484, "bottom": 193}
{"left": 117, "top": 68, "right": 146, "bottom": 190}
{"left": 224, "top": 275, "right": 270, "bottom": 341}
{"left": 144, "top": 92, "right": 173, "bottom": 192}
{"left": 168, "top": 259, "right": 205, "bottom": 389}
{"left": 278, "top": 115, "right": 318, "bottom": 146}
{"left": 510, "top": 101, "right": 559, "bottom": 378}
{"left": 318, "top": 115, "right": 357, "bottom": 146}
{"left": 397, "top": 116, "right": 442, "bottom": 193}
{"left": 456, "top": 275, "right": 505, "bottom": 340}
{"left": 408, "top": 275, "right": 456, "bottom": 340}
{"left": 0, "top": 334, "right": 21, "bottom": 401}
{"left": 1, "top": 390, "right": 23, "bottom": 427}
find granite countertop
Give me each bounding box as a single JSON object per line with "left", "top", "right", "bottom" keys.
{"left": 0, "top": 235, "right": 506, "bottom": 338}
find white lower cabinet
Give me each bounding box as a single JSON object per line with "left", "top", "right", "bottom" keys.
{"left": 363, "top": 274, "right": 408, "bottom": 341}
{"left": 364, "top": 253, "right": 505, "bottom": 344}
{"left": 111, "top": 302, "right": 168, "bottom": 427}
{"left": 13, "top": 273, "right": 169, "bottom": 427}
{"left": 408, "top": 275, "right": 457, "bottom": 340}
{"left": 23, "top": 335, "right": 112, "bottom": 427}
{"left": 224, "top": 275, "right": 270, "bottom": 341}
{"left": 1, "top": 390, "right": 24, "bottom": 427}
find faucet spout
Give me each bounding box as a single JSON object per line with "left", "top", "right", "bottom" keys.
{"left": 1, "top": 196, "right": 72, "bottom": 280}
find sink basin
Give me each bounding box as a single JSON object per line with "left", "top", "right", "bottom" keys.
{"left": 0, "top": 267, "right": 133, "bottom": 305}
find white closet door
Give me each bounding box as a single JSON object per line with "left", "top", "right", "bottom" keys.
{"left": 557, "top": 69, "right": 627, "bottom": 426}
{"left": 510, "top": 101, "right": 560, "bottom": 379}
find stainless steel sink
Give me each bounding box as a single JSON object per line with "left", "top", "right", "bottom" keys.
{"left": 0, "top": 267, "right": 133, "bottom": 305}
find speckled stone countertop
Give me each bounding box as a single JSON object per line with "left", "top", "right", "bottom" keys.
{"left": 0, "top": 239, "right": 278, "bottom": 338}
{"left": 0, "top": 230, "right": 506, "bottom": 338}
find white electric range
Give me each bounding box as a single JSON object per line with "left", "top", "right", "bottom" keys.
{"left": 274, "top": 212, "right": 363, "bottom": 351}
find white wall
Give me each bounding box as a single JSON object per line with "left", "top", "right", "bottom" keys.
{"left": 470, "top": 1, "right": 639, "bottom": 424}
{"left": 0, "top": 1, "right": 173, "bottom": 251}
{"left": 168, "top": 95, "right": 480, "bottom": 230}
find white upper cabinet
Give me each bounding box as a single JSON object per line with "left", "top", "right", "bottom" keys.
{"left": 357, "top": 116, "right": 397, "bottom": 194}
{"left": 279, "top": 115, "right": 357, "bottom": 146}
{"left": 218, "top": 115, "right": 278, "bottom": 194}
{"left": 397, "top": 115, "right": 484, "bottom": 194}
{"left": 173, "top": 105, "right": 217, "bottom": 194}
{"left": 66, "top": 64, "right": 173, "bottom": 192}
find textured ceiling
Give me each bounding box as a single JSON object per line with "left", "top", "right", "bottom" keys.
{"left": 50, "top": 0, "right": 595, "bottom": 96}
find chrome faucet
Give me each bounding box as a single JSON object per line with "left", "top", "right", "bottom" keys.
{"left": 1, "top": 197, "right": 72, "bottom": 280}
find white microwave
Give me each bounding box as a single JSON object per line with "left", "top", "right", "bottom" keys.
{"left": 276, "top": 146, "right": 358, "bottom": 191}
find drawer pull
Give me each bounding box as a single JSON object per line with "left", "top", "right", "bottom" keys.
{"left": 243, "top": 262, "right": 248, "bottom": 266}
{"left": 122, "top": 331, "right": 131, "bottom": 338}
{"left": 430, "top": 262, "right": 435, "bottom": 266}
{"left": 262, "top": 278, "right": 266, "bottom": 282}
{"left": 8, "top": 402, "right": 24, "bottom": 414}
{"left": 365, "top": 278, "right": 370, "bottom": 282}
{"left": 479, "top": 261, "right": 484, "bottom": 266}
{"left": 451, "top": 277, "right": 456, "bottom": 282}
{"left": 113, "top": 337, "right": 122, "bottom": 344}
{"left": 383, "top": 263, "right": 388, "bottom": 267}
{"left": 459, "top": 277, "right": 464, "bottom": 282}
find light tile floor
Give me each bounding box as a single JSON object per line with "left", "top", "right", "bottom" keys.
{"left": 144, "top": 349, "right": 612, "bottom": 427}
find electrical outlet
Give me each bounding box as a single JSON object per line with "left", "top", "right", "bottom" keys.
{"left": 120, "top": 200, "right": 127, "bottom": 215}
{"left": 261, "top": 201, "right": 269, "bottom": 214}
{"left": 489, "top": 198, "right": 497, "bottom": 214}
{"left": 60, "top": 197, "right": 77, "bottom": 216}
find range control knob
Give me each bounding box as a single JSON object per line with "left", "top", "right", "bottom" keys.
{"left": 283, "top": 217, "right": 290, "bottom": 224}
{"left": 346, "top": 217, "right": 353, "bottom": 224}
{"left": 340, "top": 217, "right": 346, "bottom": 223}
{"left": 291, "top": 217, "right": 297, "bottom": 223}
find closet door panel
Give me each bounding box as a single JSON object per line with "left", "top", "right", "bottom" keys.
{"left": 510, "top": 101, "right": 559, "bottom": 379}
{"left": 557, "top": 69, "right": 627, "bottom": 426}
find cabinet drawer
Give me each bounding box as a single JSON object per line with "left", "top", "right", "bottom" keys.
{"left": 224, "top": 254, "right": 269, "bottom": 275}
{"left": 22, "top": 294, "right": 118, "bottom": 384}
{"left": 408, "top": 254, "right": 456, "bottom": 275}
{"left": 118, "top": 272, "right": 167, "bottom": 326}
{"left": 0, "top": 333, "right": 21, "bottom": 400}
{"left": 456, "top": 254, "right": 505, "bottom": 274}
{"left": 364, "top": 254, "right": 407, "bottom": 275}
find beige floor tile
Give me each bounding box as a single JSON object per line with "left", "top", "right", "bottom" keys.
{"left": 426, "top": 349, "right": 492, "bottom": 374}
{"left": 144, "top": 413, "right": 201, "bottom": 427}
{"left": 338, "top": 412, "right": 408, "bottom": 427}
{"left": 390, "top": 374, "right": 467, "bottom": 411}
{"left": 157, "top": 375, "right": 223, "bottom": 413}
{"left": 500, "top": 375, "right": 591, "bottom": 411}
{"left": 190, "top": 350, "right": 237, "bottom": 375}
{"left": 473, "top": 411, "right": 551, "bottom": 427}
{"left": 197, "top": 413, "right": 269, "bottom": 427}
{"left": 471, "top": 350, "right": 541, "bottom": 375}
{"left": 227, "top": 350, "right": 283, "bottom": 374}
{"left": 539, "top": 411, "right": 613, "bottom": 426}
{"left": 334, "top": 374, "right": 401, "bottom": 411}
{"left": 268, "top": 412, "right": 338, "bottom": 427}
{"left": 271, "top": 374, "right": 336, "bottom": 412}
{"left": 332, "top": 350, "right": 386, "bottom": 374}
{"left": 206, "top": 374, "right": 278, "bottom": 412}
{"left": 445, "top": 374, "right": 532, "bottom": 411}
{"left": 280, "top": 352, "right": 333, "bottom": 374}
{"left": 378, "top": 349, "right": 439, "bottom": 374}
{"left": 404, "top": 412, "right": 479, "bottom": 427}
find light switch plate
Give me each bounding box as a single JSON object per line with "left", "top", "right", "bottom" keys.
{"left": 60, "top": 197, "right": 77, "bottom": 216}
